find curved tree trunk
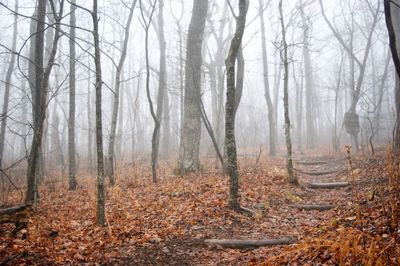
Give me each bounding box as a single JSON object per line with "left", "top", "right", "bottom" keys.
{"left": 225, "top": 0, "right": 249, "bottom": 210}
{"left": 107, "top": 0, "right": 137, "bottom": 186}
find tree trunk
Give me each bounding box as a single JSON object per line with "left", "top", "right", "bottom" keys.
{"left": 384, "top": 0, "right": 400, "bottom": 150}
{"left": 92, "top": 0, "right": 105, "bottom": 227}
{"left": 177, "top": 0, "right": 208, "bottom": 174}
{"left": 0, "top": 0, "right": 18, "bottom": 171}
{"left": 279, "top": 0, "right": 297, "bottom": 185}
{"left": 258, "top": 0, "right": 276, "bottom": 155}
{"left": 107, "top": 0, "right": 137, "bottom": 186}
{"left": 156, "top": 0, "right": 167, "bottom": 174}
{"left": 68, "top": 0, "right": 77, "bottom": 190}
{"left": 225, "top": 0, "right": 249, "bottom": 210}
{"left": 27, "top": 0, "right": 63, "bottom": 204}
{"left": 300, "top": 6, "right": 315, "bottom": 149}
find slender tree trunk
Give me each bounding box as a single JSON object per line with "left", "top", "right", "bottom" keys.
{"left": 92, "top": 0, "right": 105, "bottom": 226}
{"left": 87, "top": 60, "right": 93, "bottom": 173}
{"left": 258, "top": 0, "right": 276, "bottom": 155}
{"left": 177, "top": 0, "right": 208, "bottom": 174}
{"left": 225, "top": 0, "right": 249, "bottom": 210}
{"left": 300, "top": 6, "right": 315, "bottom": 149}
{"left": 107, "top": 0, "right": 137, "bottom": 186}
{"left": 0, "top": 0, "right": 18, "bottom": 170}
{"left": 68, "top": 0, "right": 77, "bottom": 190}
{"left": 279, "top": 0, "right": 297, "bottom": 185}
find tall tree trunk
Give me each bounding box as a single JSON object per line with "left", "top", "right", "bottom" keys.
{"left": 0, "top": 0, "right": 18, "bottom": 170}
{"left": 27, "top": 0, "right": 63, "bottom": 204}
{"left": 92, "top": 0, "right": 105, "bottom": 226}
{"left": 300, "top": 5, "right": 315, "bottom": 149}
{"left": 279, "top": 0, "right": 297, "bottom": 185}
{"left": 384, "top": 0, "right": 400, "bottom": 150}
{"left": 68, "top": 0, "right": 77, "bottom": 190}
{"left": 225, "top": 0, "right": 249, "bottom": 210}
{"left": 87, "top": 60, "right": 93, "bottom": 173}
{"left": 107, "top": 0, "right": 137, "bottom": 186}
{"left": 177, "top": 0, "right": 208, "bottom": 174}
{"left": 258, "top": 0, "right": 276, "bottom": 155}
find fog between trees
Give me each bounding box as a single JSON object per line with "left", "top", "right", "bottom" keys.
{"left": 0, "top": 0, "right": 399, "bottom": 217}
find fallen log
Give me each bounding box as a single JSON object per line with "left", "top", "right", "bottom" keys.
{"left": 289, "top": 204, "right": 336, "bottom": 211}
{"left": 307, "top": 182, "right": 350, "bottom": 189}
{"left": 204, "top": 238, "right": 294, "bottom": 249}
{"left": 0, "top": 205, "right": 31, "bottom": 236}
{"left": 294, "top": 168, "right": 339, "bottom": 176}
{"left": 0, "top": 251, "right": 28, "bottom": 265}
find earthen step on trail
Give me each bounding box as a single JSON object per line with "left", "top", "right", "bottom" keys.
{"left": 289, "top": 204, "right": 336, "bottom": 211}
{"left": 294, "top": 168, "right": 339, "bottom": 176}
{"left": 306, "top": 182, "right": 350, "bottom": 189}
{"left": 204, "top": 237, "right": 295, "bottom": 249}
{"left": 294, "top": 160, "right": 328, "bottom": 166}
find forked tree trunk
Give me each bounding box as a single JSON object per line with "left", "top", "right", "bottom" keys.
{"left": 107, "top": 0, "right": 137, "bottom": 186}
{"left": 225, "top": 0, "right": 249, "bottom": 210}
{"left": 27, "top": 0, "right": 63, "bottom": 204}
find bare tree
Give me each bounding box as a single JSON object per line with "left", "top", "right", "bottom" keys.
{"left": 225, "top": 0, "right": 249, "bottom": 210}
{"left": 0, "top": 0, "right": 18, "bottom": 171}
{"left": 26, "top": 0, "right": 64, "bottom": 204}
{"left": 107, "top": 0, "right": 138, "bottom": 185}
{"left": 384, "top": 0, "right": 400, "bottom": 150}
{"left": 258, "top": 0, "right": 277, "bottom": 155}
{"left": 320, "top": 0, "right": 380, "bottom": 152}
{"left": 139, "top": 0, "right": 159, "bottom": 182}
{"left": 92, "top": 0, "right": 105, "bottom": 226}
{"left": 299, "top": 0, "right": 316, "bottom": 149}
{"left": 68, "top": 0, "right": 77, "bottom": 190}
{"left": 279, "top": 0, "right": 297, "bottom": 185}
{"left": 176, "top": 0, "right": 209, "bottom": 174}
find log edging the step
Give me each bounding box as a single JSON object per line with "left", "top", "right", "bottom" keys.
{"left": 204, "top": 237, "right": 295, "bottom": 249}
{"left": 289, "top": 204, "right": 336, "bottom": 211}
{"left": 306, "top": 182, "right": 350, "bottom": 189}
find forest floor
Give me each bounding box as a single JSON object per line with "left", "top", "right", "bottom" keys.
{"left": 1, "top": 147, "right": 399, "bottom": 265}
